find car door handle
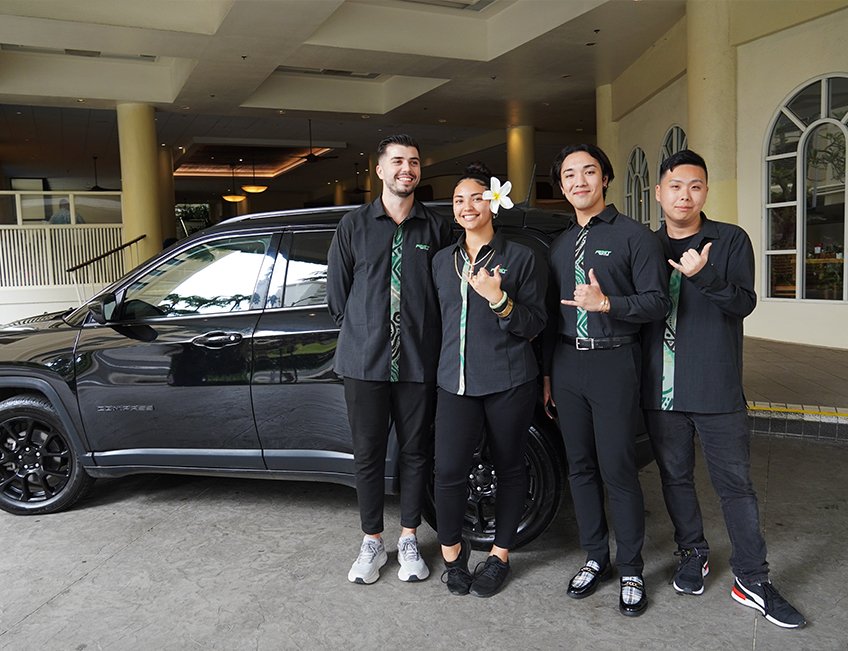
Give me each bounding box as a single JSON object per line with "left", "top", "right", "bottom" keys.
{"left": 191, "top": 332, "right": 243, "bottom": 348}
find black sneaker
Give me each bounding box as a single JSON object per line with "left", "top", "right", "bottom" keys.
{"left": 470, "top": 555, "right": 510, "bottom": 598}
{"left": 440, "top": 539, "right": 472, "bottom": 596}
{"left": 731, "top": 577, "right": 807, "bottom": 629}
{"left": 671, "top": 549, "right": 709, "bottom": 595}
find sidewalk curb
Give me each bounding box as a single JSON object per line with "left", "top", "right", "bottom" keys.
{"left": 747, "top": 403, "right": 848, "bottom": 444}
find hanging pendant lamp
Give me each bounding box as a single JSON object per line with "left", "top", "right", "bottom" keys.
{"left": 241, "top": 160, "right": 267, "bottom": 193}
{"left": 223, "top": 164, "right": 246, "bottom": 202}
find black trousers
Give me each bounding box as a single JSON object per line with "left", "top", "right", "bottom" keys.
{"left": 550, "top": 342, "right": 645, "bottom": 575}
{"left": 644, "top": 409, "right": 769, "bottom": 583}
{"left": 344, "top": 378, "right": 435, "bottom": 535}
{"left": 434, "top": 380, "right": 536, "bottom": 551}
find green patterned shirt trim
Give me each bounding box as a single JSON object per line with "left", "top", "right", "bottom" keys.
{"left": 574, "top": 223, "right": 590, "bottom": 338}
{"left": 661, "top": 269, "right": 681, "bottom": 410}
{"left": 457, "top": 257, "right": 470, "bottom": 396}
{"left": 390, "top": 224, "right": 403, "bottom": 382}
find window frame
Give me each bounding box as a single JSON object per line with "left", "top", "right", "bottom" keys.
{"left": 625, "top": 146, "right": 651, "bottom": 228}
{"left": 763, "top": 73, "right": 848, "bottom": 302}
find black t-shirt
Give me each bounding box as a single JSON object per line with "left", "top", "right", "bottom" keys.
{"left": 668, "top": 233, "right": 696, "bottom": 261}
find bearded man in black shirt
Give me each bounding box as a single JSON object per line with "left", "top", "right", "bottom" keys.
{"left": 328, "top": 135, "right": 452, "bottom": 585}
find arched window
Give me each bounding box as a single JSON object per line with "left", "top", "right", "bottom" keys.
{"left": 625, "top": 147, "right": 650, "bottom": 226}
{"left": 765, "top": 74, "right": 848, "bottom": 301}
{"left": 657, "top": 126, "right": 688, "bottom": 225}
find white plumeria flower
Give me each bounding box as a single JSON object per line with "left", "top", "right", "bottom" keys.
{"left": 482, "top": 177, "right": 513, "bottom": 214}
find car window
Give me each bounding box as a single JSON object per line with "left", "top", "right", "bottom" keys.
{"left": 266, "top": 230, "right": 333, "bottom": 309}
{"left": 121, "top": 235, "right": 272, "bottom": 319}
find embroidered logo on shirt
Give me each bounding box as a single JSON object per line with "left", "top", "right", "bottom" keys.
{"left": 415, "top": 244, "right": 430, "bottom": 250}
{"left": 489, "top": 267, "right": 507, "bottom": 274}
{"left": 595, "top": 249, "right": 612, "bottom": 256}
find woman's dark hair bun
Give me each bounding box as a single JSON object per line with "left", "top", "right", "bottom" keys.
{"left": 464, "top": 161, "right": 492, "bottom": 179}
{"left": 457, "top": 161, "right": 492, "bottom": 187}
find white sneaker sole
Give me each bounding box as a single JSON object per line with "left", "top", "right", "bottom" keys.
{"left": 673, "top": 561, "right": 709, "bottom": 595}
{"left": 348, "top": 549, "right": 388, "bottom": 584}
{"left": 731, "top": 582, "right": 805, "bottom": 629}
{"left": 397, "top": 562, "right": 430, "bottom": 582}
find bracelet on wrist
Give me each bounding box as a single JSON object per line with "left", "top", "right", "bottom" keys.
{"left": 493, "top": 297, "right": 514, "bottom": 318}
{"left": 489, "top": 290, "right": 508, "bottom": 310}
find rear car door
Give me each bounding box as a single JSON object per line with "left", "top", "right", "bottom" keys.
{"left": 251, "top": 227, "right": 354, "bottom": 476}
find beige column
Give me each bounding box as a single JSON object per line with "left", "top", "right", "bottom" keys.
{"left": 158, "top": 147, "right": 176, "bottom": 242}
{"left": 117, "top": 103, "right": 162, "bottom": 262}
{"left": 595, "top": 84, "right": 621, "bottom": 208}
{"left": 369, "top": 153, "right": 382, "bottom": 199}
{"left": 687, "top": 0, "right": 737, "bottom": 223}
{"left": 334, "top": 181, "right": 346, "bottom": 206}
{"left": 506, "top": 125, "right": 535, "bottom": 207}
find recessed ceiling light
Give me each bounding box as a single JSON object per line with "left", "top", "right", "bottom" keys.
{"left": 541, "top": 102, "right": 550, "bottom": 107}
{"left": 562, "top": 74, "right": 571, "bottom": 79}
{"left": 278, "top": 110, "right": 285, "bottom": 114}
{"left": 585, "top": 42, "right": 596, "bottom": 47}
{"left": 438, "top": 119, "right": 447, "bottom": 123}
{"left": 361, "top": 115, "right": 370, "bottom": 119}
{"left": 77, "top": 99, "right": 85, "bottom": 102}
{"left": 180, "top": 105, "right": 190, "bottom": 110}
{"left": 576, "top": 128, "right": 584, "bottom": 132}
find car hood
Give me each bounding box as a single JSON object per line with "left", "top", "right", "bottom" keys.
{"left": 0, "top": 310, "right": 80, "bottom": 377}
{"left": 0, "top": 310, "right": 72, "bottom": 332}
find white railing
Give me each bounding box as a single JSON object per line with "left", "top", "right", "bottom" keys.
{"left": 0, "top": 225, "right": 126, "bottom": 288}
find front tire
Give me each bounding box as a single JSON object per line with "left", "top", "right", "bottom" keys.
{"left": 0, "top": 394, "right": 95, "bottom": 515}
{"left": 423, "top": 412, "right": 565, "bottom": 550}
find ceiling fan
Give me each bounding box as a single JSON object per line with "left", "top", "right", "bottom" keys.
{"left": 294, "top": 119, "right": 339, "bottom": 163}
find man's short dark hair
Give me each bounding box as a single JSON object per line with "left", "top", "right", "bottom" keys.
{"left": 377, "top": 134, "right": 420, "bottom": 161}
{"left": 659, "top": 149, "right": 708, "bottom": 183}
{"left": 551, "top": 143, "right": 615, "bottom": 198}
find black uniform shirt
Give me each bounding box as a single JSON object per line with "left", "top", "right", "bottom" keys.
{"left": 433, "top": 230, "right": 547, "bottom": 396}
{"left": 327, "top": 197, "right": 453, "bottom": 382}
{"left": 641, "top": 215, "right": 757, "bottom": 413}
{"left": 543, "top": 204, "right": 669, "bottom": 373}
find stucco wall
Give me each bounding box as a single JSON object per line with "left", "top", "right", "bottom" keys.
{"left": 616, "top": 75, "right": 688, "bottom": 230}
{"left": 737, "top": 7, "right": 848, "bottom": 349}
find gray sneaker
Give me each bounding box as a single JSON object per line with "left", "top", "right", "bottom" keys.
{"left": 348, "top": 536, "right": 388, "bottom": 584}
{"left": 397, "top": 533, "right": 429, "bottom": 582}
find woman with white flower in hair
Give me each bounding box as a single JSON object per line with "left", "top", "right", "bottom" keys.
{"left": 431, "top": 161, "right": 547, "bottom": 597}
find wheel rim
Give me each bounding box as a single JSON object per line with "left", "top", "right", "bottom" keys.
{"left": 0, "top": 415, "right": 72, "bottom": 504}
{"left": 461, "top": 433, "right": 546, "bottom": 537}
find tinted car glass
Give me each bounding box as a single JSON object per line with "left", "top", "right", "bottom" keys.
{"left": 121, "top": 235, "right": 271, "bottom": 319}
{"left": 266, "top": 230, "right": 332, "bottom": 309}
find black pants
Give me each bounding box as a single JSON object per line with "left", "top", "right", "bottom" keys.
{"left": 434, "top": 380, "right": 536, "bottom": 551}
{"left": 644, "top": 409, "right": 769, "bottom": 583}
{"left": 344, "top": 378, "right": 436, "bottom": 535}
{"left": 550, "top": 343, "right": 645, "bottom": 575}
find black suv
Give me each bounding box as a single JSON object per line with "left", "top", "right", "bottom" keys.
{"left": 0, "top": 204, "right": 652, "bottom": 549}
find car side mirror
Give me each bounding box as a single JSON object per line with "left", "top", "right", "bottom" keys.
{"left": 89, "top": 292, "right": 117, "bottom": 324}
